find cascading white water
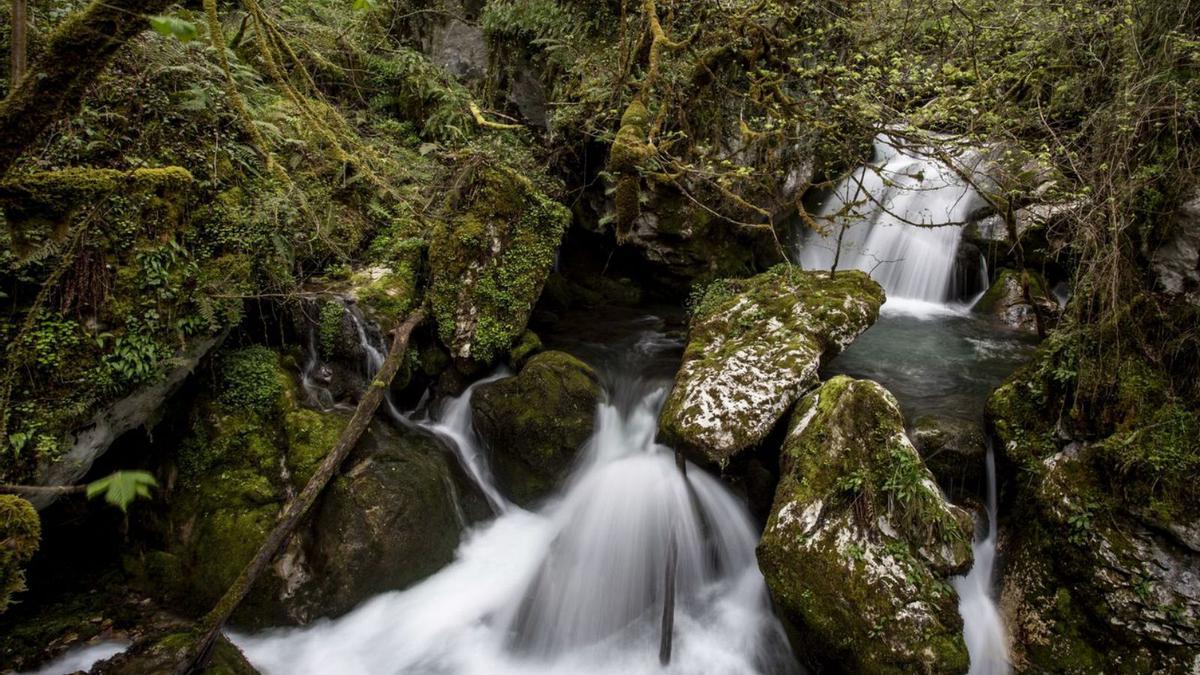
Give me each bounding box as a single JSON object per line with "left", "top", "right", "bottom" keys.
{"left": 233, "top": 332, "right": 797, "bottom": 675}
{"left": 420, "top": 373, "right": 513, "bottom": 514}
{"left": 796, "top": 134, "right": 989, "bottom": 314}
{"left": 952, "top": 443, "right": 1011, "bottom": 675}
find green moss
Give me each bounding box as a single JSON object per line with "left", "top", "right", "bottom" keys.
{"left": 609, "top": 100, "right": 650, "bottom": 173}
{"left": 508, "top": 329, "right": 543, "bottom": 367}
{"left": 429, "top": 166, "right": 569, "bottom": 364}
{"left": 471, "top": 351, "right": 600, "bottom": 504}
{"left": 0, "top": 496, "right": 41, "bottom": 612}
{"left": 352, "top": 265, "right": 418, "bottom": 326}
{"left": 284, "top": 408, "right": 347, "bottom": 487}
{"left": 160, "top": 346, "right": 348, "bottom": 623}
{"left": 218, "top": 346, "right": 288, "bottom": 415}
{"left": 608, "top": 99, "right": 651, "bottom": 232}
{"left": 318, "top": 300, "right": 345, "bottom": 356}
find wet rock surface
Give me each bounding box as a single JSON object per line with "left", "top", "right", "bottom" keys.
{"left": 974, "top": 267, "right": 1060, "bottom": 332}
{"left": 471, "top": 350, "right": 601, "bottom": 505}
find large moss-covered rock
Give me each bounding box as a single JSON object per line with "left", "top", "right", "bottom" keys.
{"left": 973, "top": 267, "right": 1060, "bottom": 331}
{"left": 757, "top": 376, "right": 973, "bottom": 674}
{"left": 471, "top": 351, "right": 601, "bottom": 504}
{"left": 660, "top": 265, "right": 884, "bottom": 468}
{"left": 429, "top": 166, "right": 570, "bottom": 365}
{"left": 149, "top": 344, "right": 481, "bottom": 626}
{"left": 154, "top": 346, "right": 347, "bottom": 628}
{"left": 308, "top": 421, "right": 480, "bottom": 616}
{"left": 988, "top": 339, "right": 1200, "bottom": 672}
{"left": 0, "top": 495, "right": 40, "bottom": 612}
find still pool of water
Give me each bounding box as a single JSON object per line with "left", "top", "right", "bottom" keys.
{"left": 823, "top": 306, "right": 1038, "bottom": 424}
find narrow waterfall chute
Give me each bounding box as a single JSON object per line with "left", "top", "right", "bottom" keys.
{"left": 953, "top": 442, "right": 1012, "bottom": 675}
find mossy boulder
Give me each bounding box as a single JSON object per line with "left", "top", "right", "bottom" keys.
{"left": 428, "top": 166, "right": 570, "bottom": 366}
{"left": 660, "top": 265, "right": 884, "bottom": 468}
{"left": 154, "top": 346, "right": 348, "bottom": 627}
{"left": 150, "top": 344, "right": 481, "bottom": 626}
{"left": 0, "top": 495, "right": 41, "bottom": 612}
{"left": 308, "top": 421, "right": 481, "bottom": 616}
{"left": 757, "top": 376, "right": 973, "bottom": 674}
{"left": 973, "top": 268, "right": 1060, "bottom": 331}
{"left": 471, "top": 351, "right": 601, "bottom": 504}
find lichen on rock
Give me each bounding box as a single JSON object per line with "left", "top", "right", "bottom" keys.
{"left": 757, "top": 375, "right": 973, "bottom": 674}
{"left": 659, "top": 264, "right": 884, "bottom": 468}
{"left": 471, "top": 350, "right": 601, "bottom": 504}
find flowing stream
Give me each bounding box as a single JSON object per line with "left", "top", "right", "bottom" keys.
{"left": 952, "top": 443, "right": 1009, "bottom": 675}
{"left": 233, "top": 324, "right": 798, "bottom": 675}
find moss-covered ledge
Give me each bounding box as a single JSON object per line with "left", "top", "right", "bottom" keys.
{"left": 659, "top": 265, "right": 884, "bottom": 468}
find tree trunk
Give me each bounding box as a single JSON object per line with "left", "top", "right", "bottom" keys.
{"left": 0, "top": 0, "right": 176, "bottom": 178}
{"left": 173, "top": 309, "right": 426, "bottom": 674}
{"left": 9, "top": 0, "right": 26, "bottom": 85}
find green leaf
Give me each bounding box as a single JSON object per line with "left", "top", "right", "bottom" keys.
{"left": 86, "top": 471, "right": 158, "bottom": 512}
{"left": 352, "top": 0, "right": 376, "bottom": 11}
{"left": 149, "top": 15, "right": 198, "bottom": 43}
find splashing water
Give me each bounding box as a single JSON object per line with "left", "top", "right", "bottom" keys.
{"left": 233, "top": 330, "right": 798, "bottom": 675}
{"left": 795, "top": 134, "right": 990, "bottom": 311}
{"left": 952, "top": 443, "right": 1011, "bottom": 675}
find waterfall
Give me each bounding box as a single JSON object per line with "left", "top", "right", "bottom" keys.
{"left": 952, "top": 442, "right": 1011, "bottom": 675}
{"left": 795, "top": 134, "right": 989, "bottom": 313}
{"left": 233, "top": 327, "right": 797, "bottom": 675}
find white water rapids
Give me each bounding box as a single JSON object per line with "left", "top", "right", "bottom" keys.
{"left": 796, "top": 134, "right": 990, "bottom": 316}
{"left": 233, "top": 330, "right": 798, "bottom": 675}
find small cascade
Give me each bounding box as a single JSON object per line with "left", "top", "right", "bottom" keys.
{"left": 419, "top": 373, "right": 513, "bottom": 514}
{"left": 234, "top": 325, "right": 796, "bottom": 675}
{"left": 796, "top": 134, "right": 989, "bottom": 311}
{"left": 342, "top": 305, "right": 412, "bottom": 425}
{"left": 952, "top": 442, "right": 1011, "bottom": 675}
{"left": 299, "top": 327, "right": 336, "bottom": 412}
{"left": 316, "top": 300, "right": 508, "bottom": 507}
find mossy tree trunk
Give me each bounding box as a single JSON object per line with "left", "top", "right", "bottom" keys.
{"left": 0, "top": 0, "right": 175, "bottom": 178}
{"left": 174, "top": 309, "right": 427, "bottom": 674}
{"left": 9, "top": 0, "right": 27, "bottom": 84}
